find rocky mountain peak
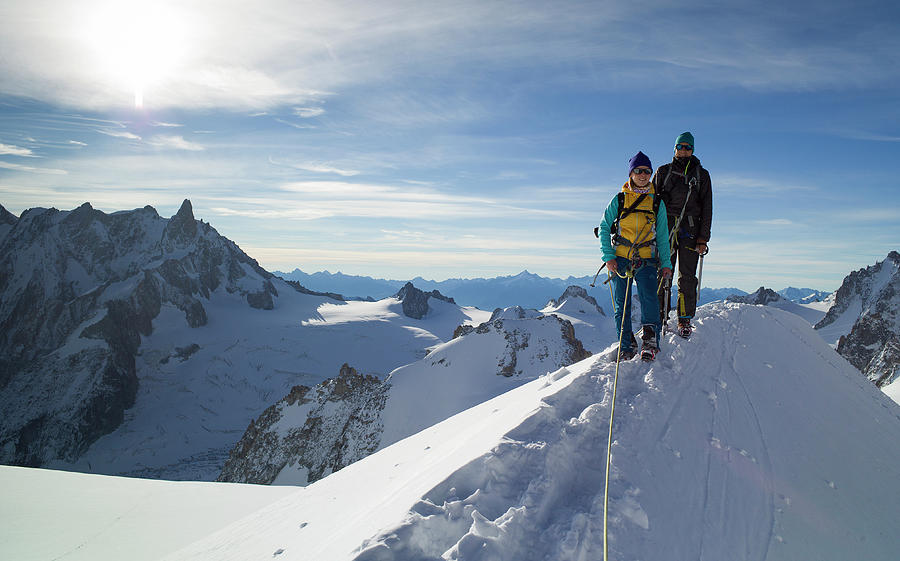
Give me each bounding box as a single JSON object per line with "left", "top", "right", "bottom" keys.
{"left": 546, "top": 285, "right": 604, "bottom": 314}
{"left": 0, "top": 201, "right": 281, "bottom": 468}
{"left": 164, "top": 199, "right": 198, "bottom": 244}
{"left": 815, "top": 252, "right": 900, "bottom": 388}
{"left": 394, "top": 282, "right": 455, "bottom": 319}
{"left": 0, "top": 204, "right": 16, "bottom": 243}
{"left": 727, "top": 287, "right": 782, "bottom": 306}
{"left": 1, "top": 204, "right": 18, "bottom": 225}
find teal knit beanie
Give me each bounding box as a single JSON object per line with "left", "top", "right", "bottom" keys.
{"left": 675, "top": 131, "right": 694, "bottom": 149}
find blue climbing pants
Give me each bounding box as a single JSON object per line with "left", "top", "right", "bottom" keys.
{"left": 611, "top": 257, "right": 662, "bottom": 351}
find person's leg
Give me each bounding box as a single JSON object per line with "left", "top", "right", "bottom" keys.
{"left": 636, "top": 262, "right": 662, "bottom": 347}
{"left": 676, "top": 242, "right": 700, "bottom": 319}
{"left": 612, "top": 257, "right": 634, "bottom": 351}
{"left": 658, "top": 234, "right": 677, "bottom": 326}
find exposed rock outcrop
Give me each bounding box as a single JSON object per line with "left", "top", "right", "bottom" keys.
{"left": 817, "top": 252, "right": 900, "bottom": 387}
{"left": 453, "top": 313, "right": 590, "bottom": 376}
{"left": 217, "top": 364, "right": 389, "bottom": 485}
{"left": 0, "top": 204, "right": 16, "bottom": 242}
{"left": 395, "top": 282, "right": 455, "bottom": 319}
{"left": 726, "top": 287, "right": 783, "bottom": 306}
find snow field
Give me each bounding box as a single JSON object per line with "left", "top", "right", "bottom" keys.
{"left": 4, "top": 302, "right": 900, "bottom": 561}
{"left": 49, "top": 285, "right": 488, "bottom": 480}
{"left": 0, "top": 466, "right": 296, "bottom": 561}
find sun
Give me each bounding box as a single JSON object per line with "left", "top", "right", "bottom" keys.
{"left": 82, "top": 2, "right": 188, "bottom": 108}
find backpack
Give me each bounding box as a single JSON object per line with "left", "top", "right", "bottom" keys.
{"left": 611, "top": 191, "right": 661, "bottom": 255}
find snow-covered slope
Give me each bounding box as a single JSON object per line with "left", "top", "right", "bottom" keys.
{"left": 0, "top": 465, "right": 296, "bottom": 561}
{"left": 8, "top": 303, "right": 899, "bottom": 561}
{"left": 815, "top": 252, "right": 900, "bottom": 391}
{"left": 778, "top": 286, "right": 831, "bottom": 303}
{"left": 50, "top": 292, "right": 487, "bottom": 481}
{"left": 217, "top": 308, "right": 592, "bottom": 485}
{"left": 727, "top": 286, "right": 826, "bottom": 324}
{"left": 541, "top": 285, "right": 615, "bottom": 351}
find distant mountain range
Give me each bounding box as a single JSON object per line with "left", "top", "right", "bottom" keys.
{"left": 274, "top": 268, "right": 760, "bottom": 311}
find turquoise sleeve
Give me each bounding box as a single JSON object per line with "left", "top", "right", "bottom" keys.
{"left": 656, "top": 200, "right": 672, "bottom": 269}
{"left": 598, "top": 196, "right": 619, "bottom": 263}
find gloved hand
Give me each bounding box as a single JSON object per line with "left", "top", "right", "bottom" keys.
{"left": 695, "top": 240, "right": 708, "bottom": 254}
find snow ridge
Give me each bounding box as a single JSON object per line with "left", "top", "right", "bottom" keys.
{"left": 160, "top": 303, "right": 900, "bottom": 561}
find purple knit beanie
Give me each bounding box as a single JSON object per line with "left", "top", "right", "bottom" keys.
{"left": 628, "top": 151, "right": 652, "bottom": 175}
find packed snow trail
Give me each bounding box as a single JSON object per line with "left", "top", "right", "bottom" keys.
{"left": 157, "top": 302, "right": 900, "bottom": 561}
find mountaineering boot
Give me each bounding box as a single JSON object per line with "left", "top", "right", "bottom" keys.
{"left": 640, "top": 326, "right": 658, "bottom": 362}
{"left": 611, "top": 334, "right": 639, "bottom": 362}
{"left": 677, "top": 318, "right": 692, "bottom": 339}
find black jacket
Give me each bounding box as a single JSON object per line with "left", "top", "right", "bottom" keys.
{"left": 653, "top": 155, "right": 712, "bottom": 242}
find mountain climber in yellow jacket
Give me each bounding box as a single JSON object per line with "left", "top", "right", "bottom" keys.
{"left": 597, "top": 151, "right": 673, "bottom": 361}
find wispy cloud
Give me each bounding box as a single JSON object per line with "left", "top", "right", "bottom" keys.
{"left": 96, "top": 129, "right": 141, "bottom": 140}
{"left": 147, "top": 135, "right": 204, "bottom": 151}
{"left": 151, "top": 121, "right": 184, "bottom": 128}
{"left": 293, "top": 107, "right": 325, "bottom": 118}
{"left": 3, "top": 1, "right": 896, "bottom": 112}
{"left": 715, "top": 174, "right": 817, "bottom": 195}
{"left": 203, "top": 180, "right": 592, "bottom": 222}
{"left": 274, "top": 119, "right": 317, "bottom": 130}
{"left": 0, "top": 161, "right": 67, "bottom": 174}
{"left": 269, "top": 157, "right": 360, "bottom": 177}
{"left": 0, "top": 143, "right": 35, "bottom": 157}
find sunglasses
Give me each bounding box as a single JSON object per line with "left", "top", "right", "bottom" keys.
{"left": 675, "top": 143, "right": 694, "bottom": 151}
{"left": 631, "top": 168, "right": 652, "bottom": 175}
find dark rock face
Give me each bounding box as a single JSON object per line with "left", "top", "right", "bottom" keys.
{"left": 726, "top": 287, "right": 783, "bottom": 306}
{"left": 217, "top": 364, "right": 389, "bottom": 485}
{"left": 0, "top": 204, "right": 16, "bottom": 242}
{"left": 394, "top": 282, "right": 455, "bottom": 319}
{"left": 0, "top": 200, "right": 278, "bottom": 467}
{"left": 818, "top": 252, "right": 900, "bottom": 387}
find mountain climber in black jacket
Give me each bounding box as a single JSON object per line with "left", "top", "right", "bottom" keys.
{"left": 653, "top": 132, "right": 713, "bottom": 338}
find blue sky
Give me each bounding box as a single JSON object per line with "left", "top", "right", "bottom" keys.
{"left": 1, "top": 0, "right": 898, "bottom": 292}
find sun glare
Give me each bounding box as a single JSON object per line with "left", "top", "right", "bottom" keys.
{"left": 83, "top": 2, "right": 188, "bottom": 108}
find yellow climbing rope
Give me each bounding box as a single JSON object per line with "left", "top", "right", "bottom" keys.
{"left": 603, "top": 266, "right": 632, "bottom": 561}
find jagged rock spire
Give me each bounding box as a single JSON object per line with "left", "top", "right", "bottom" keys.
{"left": 0, "top": 204, "right": 18, "bottom": 225}
{"left": 165, "top": 199, "right": 198, "bottom": 243}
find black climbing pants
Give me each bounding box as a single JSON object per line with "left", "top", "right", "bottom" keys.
{"left": 658, "top": 237, "right": 700, "bottom": 322}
